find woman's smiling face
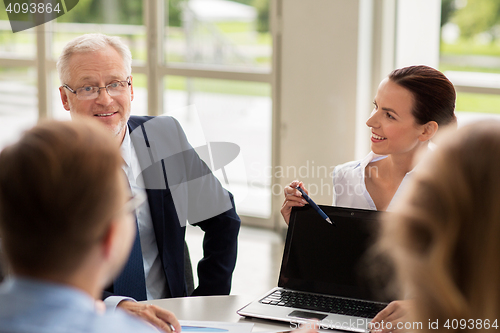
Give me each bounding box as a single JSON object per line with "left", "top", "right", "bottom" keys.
{"left": 366, "top": 78, "right": 428, "bottom": 156}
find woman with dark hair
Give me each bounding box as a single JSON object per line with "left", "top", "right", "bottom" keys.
{"left": 281, "top": 65, "right": 456, "bottom": 219}
{"left": 280, "top": 65, "right": 457, "bottom": 330}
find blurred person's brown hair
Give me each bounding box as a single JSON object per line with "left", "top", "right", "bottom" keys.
{"left": 0, "top": 119, "right": 122, "bottom": 278}
{"left": 376, "top": 120, "right": 500, "bottom": 330}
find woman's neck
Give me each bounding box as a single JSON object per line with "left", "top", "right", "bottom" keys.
{"left": 386, "top": 141, "right": 428, "bottom": 176}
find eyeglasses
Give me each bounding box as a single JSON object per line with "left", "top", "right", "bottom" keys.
{"left": 62, "top": 77, "right": 131, "bottom": 101}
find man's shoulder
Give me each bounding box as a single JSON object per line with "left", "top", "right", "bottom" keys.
{"left": 128, "top": 115, "right": 155, "bottom": 131}
{"left": 0, "top": 280, "right": 156, "bottom": 333}
{"left": 0, "top": 315, "right": 157, "bottom": 333}
{"left": 128, "top": 115, "right": 188, "bottom": 150}
{"left": 0, "top": 301, "right": 156, "bottom": 333}
{"left": 128, "top": 115, "right": 180, "bottom": 132}
{"left": 128, "top": 115, "right": 180, "bottom": 125}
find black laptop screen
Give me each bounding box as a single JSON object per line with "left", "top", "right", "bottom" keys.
{"left": 278, "top": 205, "right": 391, "bottom": 303}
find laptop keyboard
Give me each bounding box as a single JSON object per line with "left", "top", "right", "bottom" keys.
{"left": 259, "top": 290, "right": 387, "bottom": 318}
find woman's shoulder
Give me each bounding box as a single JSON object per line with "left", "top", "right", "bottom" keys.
{"left": 333, "top": 160, "right": 361, "bottom": 173}
{"left": 333, "top": 152, "right": 382, "bottom": 180}
{"left": 332, "top": 160, "right": 363, "bottom": 185}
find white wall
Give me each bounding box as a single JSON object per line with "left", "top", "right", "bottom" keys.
{"left": 277, "top": 0, "right": 363, "bottom": 209}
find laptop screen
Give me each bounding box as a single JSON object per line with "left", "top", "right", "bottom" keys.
{"left": 279, "top": 205, "right": 391, "bottom": 303}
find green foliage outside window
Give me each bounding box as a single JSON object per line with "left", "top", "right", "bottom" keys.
{"left": 441, "top": 0, "right": 456, "bottom": 27}
{"left": 452, "top": 0, "right": 500, "bottom": 40}
{"left": 51, "top": 0, "right": 268, "bottom": 29}
{"left": 439, "top": 0, "right": 500, "bottom": 114}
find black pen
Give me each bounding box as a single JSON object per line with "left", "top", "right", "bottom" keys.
{"left": 296, "top": 186, "right": 335, "bottom": 226}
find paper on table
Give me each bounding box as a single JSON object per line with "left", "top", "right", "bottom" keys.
{"left": 179, "top": 320, "right": 254, "bottom": 333}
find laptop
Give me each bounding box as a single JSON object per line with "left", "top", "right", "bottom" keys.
{"left": 237, "top": 205, "right": 393, "bottom": 332}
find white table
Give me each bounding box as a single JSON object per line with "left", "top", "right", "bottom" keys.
{"left": 148, "top": 295, "right": 293, "bottom": 332}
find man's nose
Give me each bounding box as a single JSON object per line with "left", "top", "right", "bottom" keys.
{"left": 94, "top": 87, "right": 113, "bottom": 105}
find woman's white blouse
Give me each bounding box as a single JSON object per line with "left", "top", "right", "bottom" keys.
{"left": 332, "top": 151, "right": 413, "bottom": 211}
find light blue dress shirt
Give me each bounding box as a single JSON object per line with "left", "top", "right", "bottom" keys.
{"left": 0, "top": 277, "right": 157, "bottom": 333}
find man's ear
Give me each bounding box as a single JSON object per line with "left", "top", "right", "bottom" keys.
{"left": 418, "top": 121, "right": 438, "bottom": 142}
{"left": 59, "top": 86, "right": 71, "bottom": 111}
{"left": 129, "top": 75, "right": 134, "bottom": 102}
{"left": 100, "top": 220, "right": 118, "bottom": 260}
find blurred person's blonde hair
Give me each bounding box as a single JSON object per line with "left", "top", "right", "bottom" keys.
{"left": 376, "top": 120, "right": 500, "bottom": 330}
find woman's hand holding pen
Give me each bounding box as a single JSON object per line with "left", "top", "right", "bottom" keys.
{"left": 281, "top": 180, "right": 309, "bottom": 225}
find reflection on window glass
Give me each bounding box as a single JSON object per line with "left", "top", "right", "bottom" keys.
{"left": 165, "top": 0, "right": 271, "bottom": 71}
{"left": 0, "top": 2, "right": 36, "bottom": 58}
{"left": 0, "top": 67, "right": 37, "bottom": 150}
{"left": 53, "top": 0, "right": 145, "bottom": 61}
{"left": 164, "top": 76, "right": 272, "bottom": 218}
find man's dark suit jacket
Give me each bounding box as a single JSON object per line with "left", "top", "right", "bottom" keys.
{"left": 104, "top": 115, "right": 241, "bottom": 299}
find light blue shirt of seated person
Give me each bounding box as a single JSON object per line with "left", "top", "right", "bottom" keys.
{"left": 0, "top": 277, "right": 158, "bottom": 333}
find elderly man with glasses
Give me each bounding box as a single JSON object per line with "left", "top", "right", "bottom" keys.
{"left": 57, "top": 33, "right": 241, "bottom": 331}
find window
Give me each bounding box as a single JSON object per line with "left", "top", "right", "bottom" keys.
{"left": 163, "top": 0, "right": 273, "bottom": 220}
{"left": 440, "top": 0, "right": 500, "bottom": 123}
{"left": 166, "top": 0, "right": 271, "bottom": 71}
{"left": 0, "top": 1, "right": 37, "bottom": 149}
{"left": 164, "top": 76, "right": 272, "bottom": 218}
{"left": 0, "top": 66, "right": 37, "bottom": 149}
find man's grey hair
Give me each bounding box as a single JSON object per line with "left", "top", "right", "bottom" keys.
{"left": 56, "top": 33, "right": 132, "bottom": 84}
